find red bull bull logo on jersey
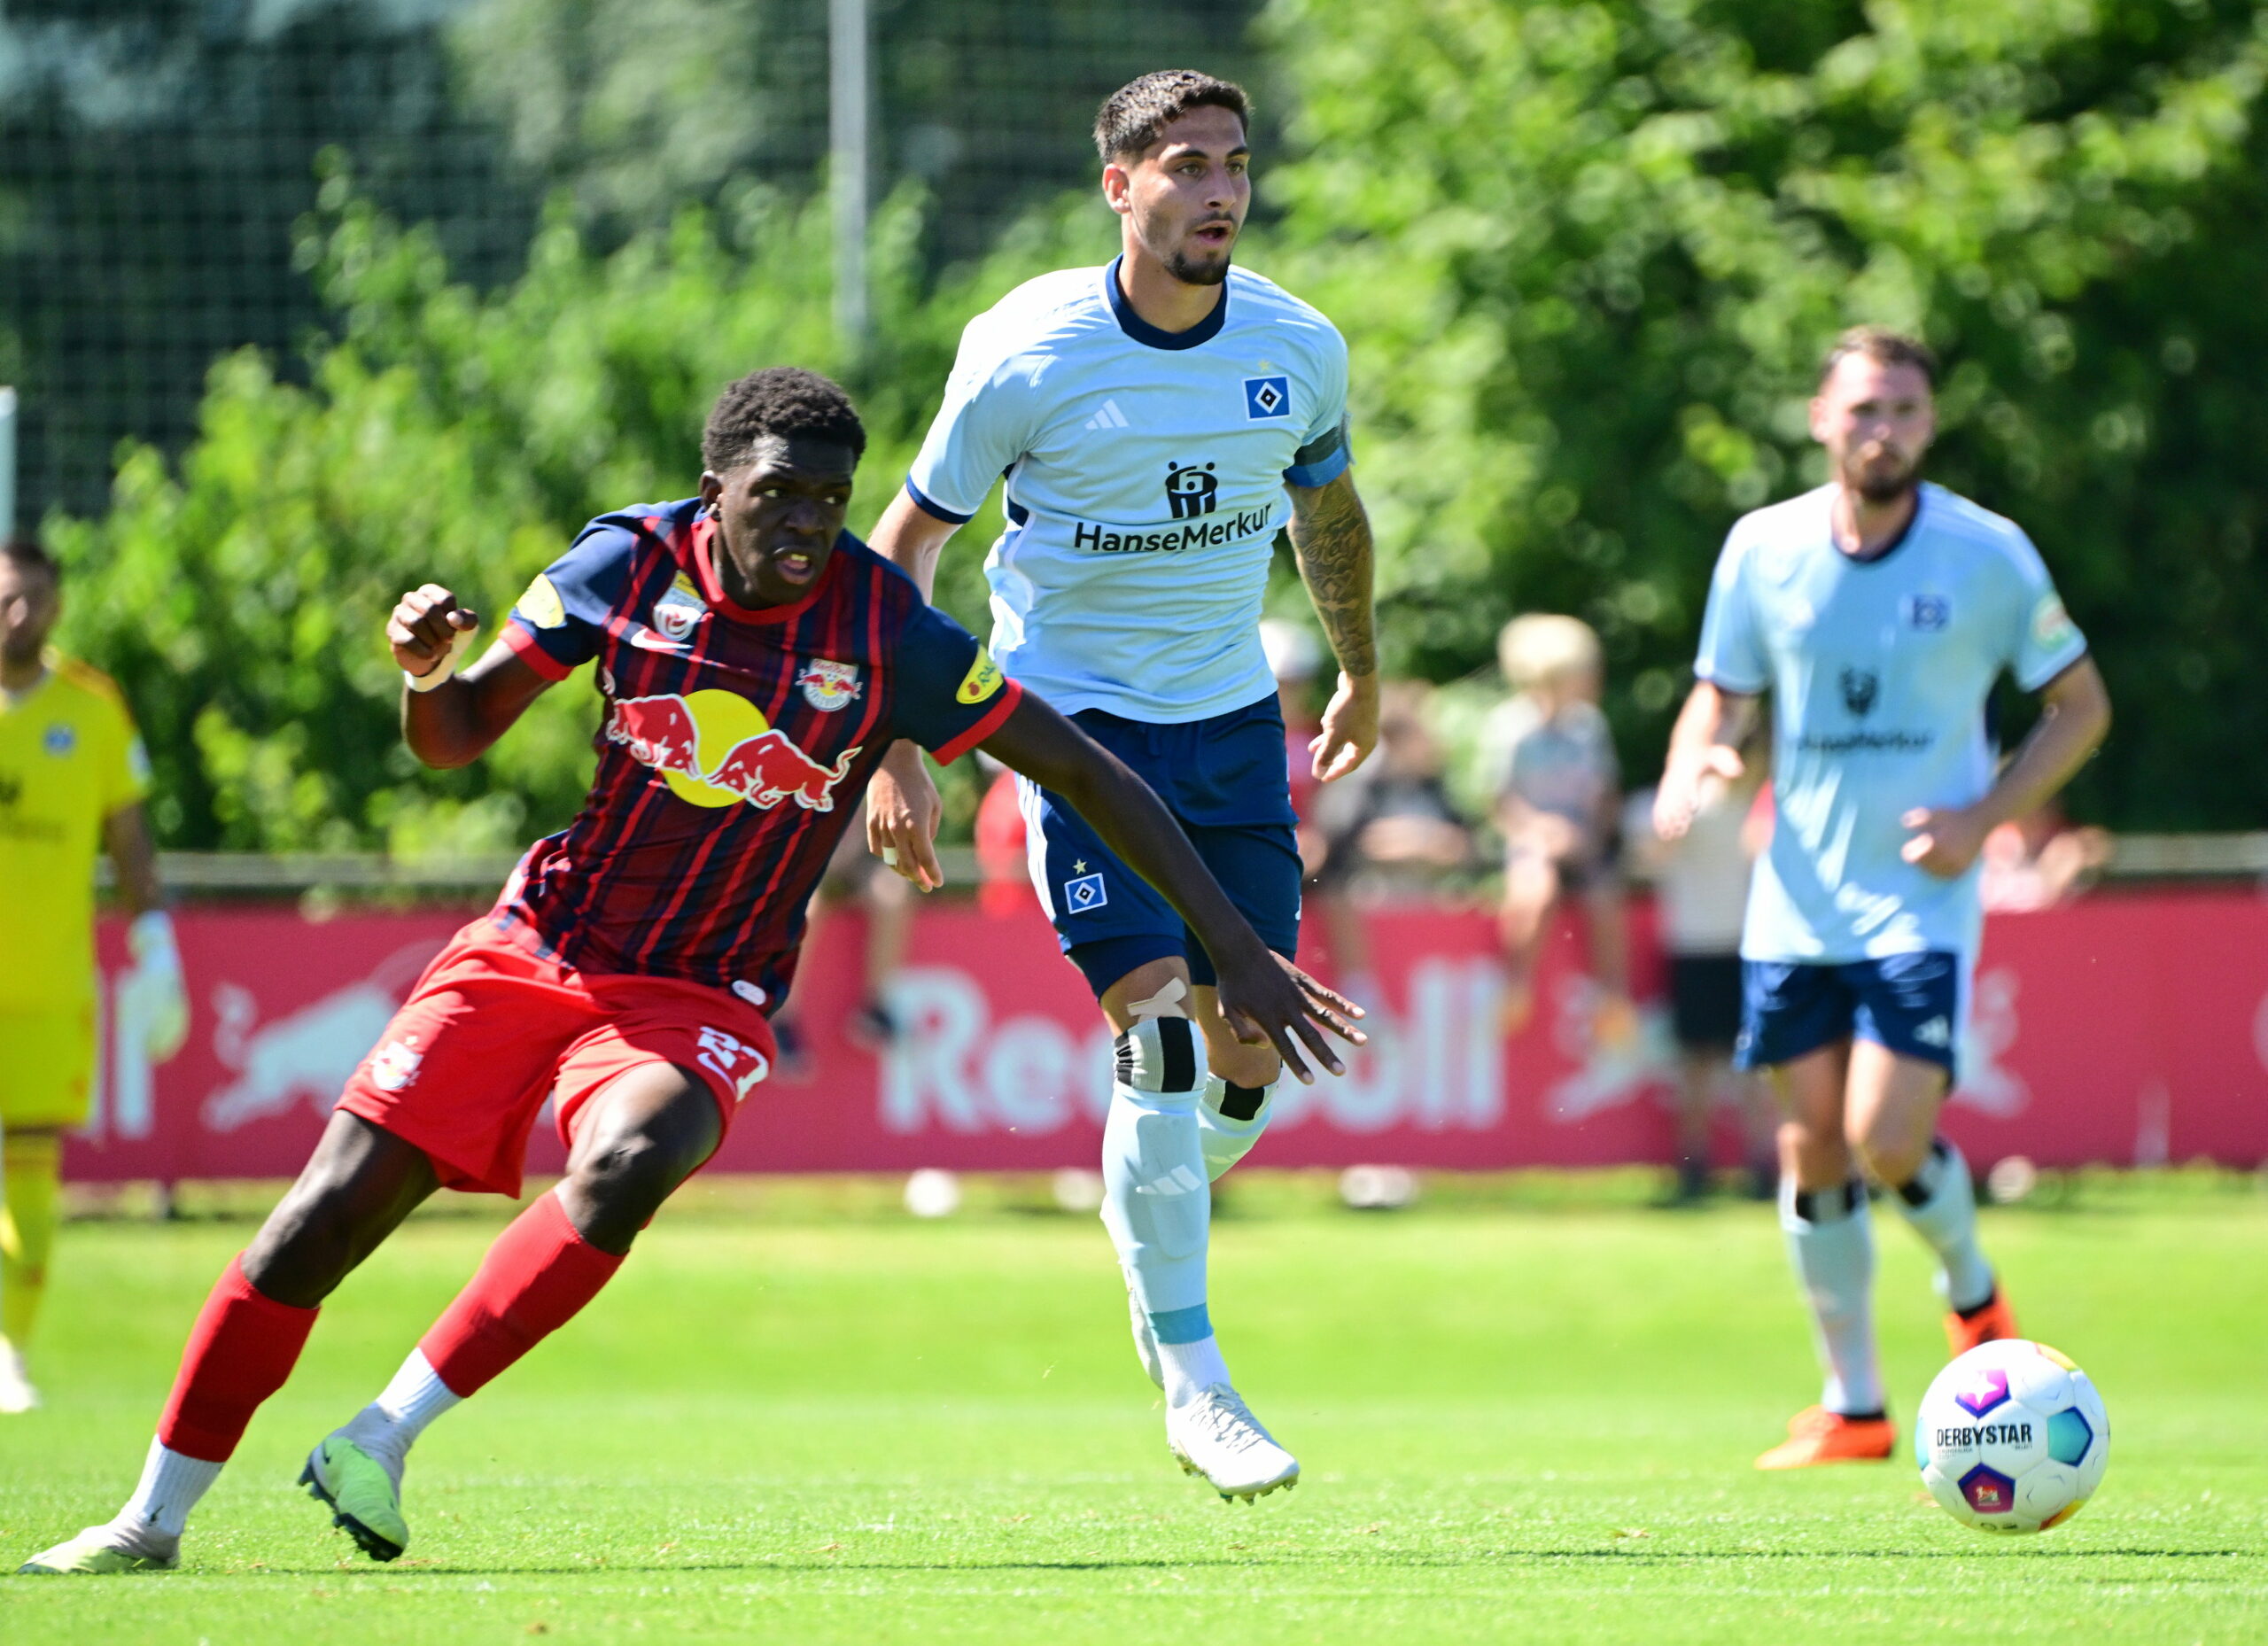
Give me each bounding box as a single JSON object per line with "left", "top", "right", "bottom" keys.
{"left": 606, "top": 688, "right": 859, "bottom": 812}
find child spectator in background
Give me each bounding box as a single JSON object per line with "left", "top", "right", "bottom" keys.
{"left": 1307, "top": 680, "right": 1474, "bottom": 1013}
{"left": 1484, "top": 615, "right": 1632, "bottom": 1045}
{"left": 1625, "top": 731, "right": 1777, "bottom": 1202}
{"left": 1979, "top": 797, "right": 2110, "bottom": 912}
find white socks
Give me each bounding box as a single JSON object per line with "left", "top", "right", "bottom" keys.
{"left": 1197, "top": 1076, "right": 1275, "bottom": 1181}
{"left": 1157, "top": 1334, "right": 1233, "bottom": 1408}
{"left": 338, "top": 1348, "right": 462, "bottom": 1488}
{"left": 98, "top": 1351, "right": 460, "bottom": 1557}
{"left": 113, "top": 1437, "right": 223, "bottom": 1546}
{"left": 1887, "top": 1137, "right": 1995, "bottom": 1313}
{"left": 1780, "top": 1176, "right": 1884, "bottom": 1417}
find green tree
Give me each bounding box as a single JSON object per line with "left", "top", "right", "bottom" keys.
{"left": 50, "top": 168, "right": 1110, "bottom": 854}
{"left": 1261, "top": 0, "right": 2268, "bottom": 826}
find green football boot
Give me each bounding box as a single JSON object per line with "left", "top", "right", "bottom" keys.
{"left": 17, "top": 1525, "right": 179, "bottom": 1574}
{"left": 299, "top": 1434, "right": 408, "bottom": 1562}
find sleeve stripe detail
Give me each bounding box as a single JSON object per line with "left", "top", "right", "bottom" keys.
{"left": 1692, "top": 661, "right": 1767, "bottom": 695}
{"left": 904, "top": 478, "right": 975, "bottom": 526}
{"left": 2016, "top": 643, "right": 2090, "bottom": 695}
{"left": 1283, "top": 445, "right": 1352, "bottom": 490}
{"left": 931, "top": 679, "right": 1024, "bottom": 765}
{"left": 501, "top": 619, "right": 574, "bottom": 680}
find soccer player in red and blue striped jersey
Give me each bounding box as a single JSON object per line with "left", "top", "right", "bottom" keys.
{"left": 19, "top": 369, "right": 1359, "bottom": 1577}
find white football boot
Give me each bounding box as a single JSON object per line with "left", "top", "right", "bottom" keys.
{"left": 0, "top": 1343, "right": 40, "bottom": 1413}
{"left": 1167, "top": 1385, "right": 1300, "bottom": 1502}
{"left": 1124, "top": 1271, "right": 1163, "bottom": 1389}
{"left": 16, "top": 1521, "right": 179, "bottom": 1574}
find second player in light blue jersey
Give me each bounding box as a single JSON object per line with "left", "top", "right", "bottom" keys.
{"left": 1656, "top": 328, "right": 2111, "bottom": 1471}
{"left": 864, "top": 70, "right": 1379, "bottom": 1502}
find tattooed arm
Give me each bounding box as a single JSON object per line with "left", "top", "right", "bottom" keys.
{"left": 1285, "top": 470, "right": 1380, "bottom": 781}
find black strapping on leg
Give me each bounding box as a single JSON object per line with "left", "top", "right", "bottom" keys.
{"left": 1896, "top": 1136, "right": 1955, "bottom": 1207}
{"left": 1220, "top": 1082, "right": 1266, "bottom": 1122}
{"left": 1161, "top": 1017, "right": 1196, "bottom": 1094}
{"left": 1792, "top": 1176, "right": 1868, "bottom": 1223}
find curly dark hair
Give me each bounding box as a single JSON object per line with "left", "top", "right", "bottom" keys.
{"left": 702, "top": 367, "right": 866, "bottom": 474}
{"left": 1093, "top": 69, "right": 1249, "bottom": 163}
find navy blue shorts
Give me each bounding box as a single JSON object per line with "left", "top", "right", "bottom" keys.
{"left": 1021, "top": 695, "right": 1301, "bottom": 998}
{"left": 1735, "top": 951, "right": 1965, "bottom": 1077}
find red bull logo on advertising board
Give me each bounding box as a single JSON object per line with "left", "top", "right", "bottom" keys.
{"left": 606, "top": 689, "right": 859, "bottom": 811}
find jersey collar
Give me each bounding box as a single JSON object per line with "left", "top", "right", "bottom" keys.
{"left": 0, "top": 653, "right": 55, "bottom": 710}
{"left": 1831, "top": 483, "right": 1928, "bottom": 566}
{"left": 687, "top": 512, "right": 847, "bottom": 626}
{"left": 1103, "top": 255, "right": 1229, "bottom": 352}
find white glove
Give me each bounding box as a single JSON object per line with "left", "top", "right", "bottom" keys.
{"left": 124, "top": 910, "right": 190, "bottom": 1064}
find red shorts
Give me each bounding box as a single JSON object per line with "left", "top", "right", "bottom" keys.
{"left": 336, "top": 919, "right": 775, "bottom": 1198}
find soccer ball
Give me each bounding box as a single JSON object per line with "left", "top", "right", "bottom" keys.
{"left": 1915, "top": 1339, "right": 2109, "bottom": 1533}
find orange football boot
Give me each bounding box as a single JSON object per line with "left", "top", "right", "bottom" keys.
{"left": 1946, "top": 1287, "right": 2019, "bottom": 1357}
{"left": 1754, "top": 1405, "right": 1896, "bottom": 1470}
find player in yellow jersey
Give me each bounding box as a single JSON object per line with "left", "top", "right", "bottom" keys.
{"left": 0, "top": 539, "right": 187, "bottom": 1412}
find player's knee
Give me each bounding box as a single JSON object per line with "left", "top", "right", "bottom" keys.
{"left": 241, "top": 1189, "right": 369, "bottom": 1306}
{"left": 1205, "top": 1040, "right": 1280, "bottom": 1091}
{"left": 569, "top": 1130, "right": 686, "bottom": 1211}
{"left": 1852, "top": 1128, "right": 1930, "bottom": 1189}
{"left": 1781, "top": 1118, "right": 1851, "bottom": 1189}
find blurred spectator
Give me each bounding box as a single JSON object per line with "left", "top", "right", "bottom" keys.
{"left": 1980, "top": 798, "right": 2111, "bottom": 912}
{"left": 770, "top": 823, "right": 913, "bottom": 1078}
{"left": 1262, "top": 617, "right": 1371, "bottom": 1005}
{"left": 1483, "top": 615, "right": 1632, "bottom": 1045}
{"left": 974, "top": 753, "right": 1040, "bottom": 920}
{"left": 1625, "top": 737, "right": 1777, "bottom": 1203}
{"left": 1259, "top": 618, "right": 1329, "bottom": 875}
{"left": 1308, "top": 682, "right": 1475, "bottom": 1007}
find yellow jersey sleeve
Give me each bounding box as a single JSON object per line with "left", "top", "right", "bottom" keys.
{"left": 66, "top": 661, "right": 152, "bottom": 818}
{"left": 0, "top": 660, "right": 151, "bottom": 1009}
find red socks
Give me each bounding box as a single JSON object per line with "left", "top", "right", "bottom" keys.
{"left": 149, "top": 1194, "right": 620, "bottom": 1463}
{"left": 157, "top": 1255, "right": 320, "bottom": 1464}
{"left": 419, "top": 1192, "right": 625, "bottom": 1398}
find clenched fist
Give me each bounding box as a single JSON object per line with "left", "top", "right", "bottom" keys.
{"left": 389, "top": 584, "right": 479, "bottom": 682}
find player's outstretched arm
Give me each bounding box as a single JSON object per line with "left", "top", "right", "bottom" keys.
{"left": 978, "top": 692, "right": 1364, "bottom": 1082}
{"left": 1902, "top": 656, "right": 2111, "bottom": 879}
{"left": 1285, "top": 470, "right": 1380, "bottom": 783}
{"left": 864, "top": 492, "right": 968, "bottom": 886}
{"left": 389, "top": 584, "right": 555, "bottom": 770}
{"left": 1655, "top": 680, "right": 1760, "bottom": 841}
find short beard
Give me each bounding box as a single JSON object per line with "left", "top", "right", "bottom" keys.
{"left": 1162, "top": 245, "right": 1232, "bottom": 287}
{"left": 1846, "top": 453, "right": 1921, "bottom": 505}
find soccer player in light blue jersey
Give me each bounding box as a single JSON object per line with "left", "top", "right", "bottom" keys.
{"left": 1655, "top": 328, "right": 2112, "bottom": 1471}
{"left": 863, "top": 70, "right": 1379, "bottom": 1502}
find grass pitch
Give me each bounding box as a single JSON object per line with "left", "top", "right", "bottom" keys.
{"left": 3, "top": 1169, "right": 2265, "bottom": 1643}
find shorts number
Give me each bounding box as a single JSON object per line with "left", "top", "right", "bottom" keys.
{"left": 695, "top": 1026, "right": 769, "bottom": 1102}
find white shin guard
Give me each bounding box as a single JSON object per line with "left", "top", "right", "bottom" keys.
{"left": 1101, "top": 1012, "right": 1212, "bottom": 1339}
{"left": 1780, "top": 1176, "right": 1884, "bottom": 1417}
{"left": 1198, "top": 1075, "right": 1275, "bottom": 1182}
{"left": 1888, "top": 1137, "right": 1995, "bottom": 1313}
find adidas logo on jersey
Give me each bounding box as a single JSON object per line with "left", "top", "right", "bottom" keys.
{"left": 1914, "top": 1016, "right": 1953, "bottom": 1047}
{"left": 1084, "top": 399, "right": 1130, "bottom": 431}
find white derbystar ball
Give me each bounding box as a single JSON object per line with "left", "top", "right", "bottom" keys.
{"left": 1916, "top": 1338, "right": 2109, "bottom": 1533}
